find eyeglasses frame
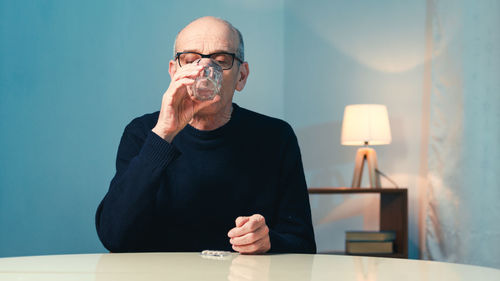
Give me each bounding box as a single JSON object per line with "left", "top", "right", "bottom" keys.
{"left": 175, "top": 51, "right": 244, "bottom": 70}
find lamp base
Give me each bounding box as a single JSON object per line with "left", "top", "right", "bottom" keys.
{"left": 351, "top": 147, "right": 381, "bottom": 188}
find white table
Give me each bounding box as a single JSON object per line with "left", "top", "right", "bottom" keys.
{"left": 0, "top": 252, "right": 499, "bottom": 280}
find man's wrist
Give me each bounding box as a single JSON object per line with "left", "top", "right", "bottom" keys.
{"left": 151, "top": 126, "right": 177, "bottom": 143}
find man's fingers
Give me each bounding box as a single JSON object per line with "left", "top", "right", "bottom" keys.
{"left": 162, "top": 78, "right": 195, "bottom": 107}
{"left": 230, "top": 225, "right": 269, "bottom": 246}
{"left": 228, "top": 214, "right": 265, "bottom": 238}
{"left": 231, "top": 235, "right": 270, "bottom": 254}
{"left": 165, "top": 78, "right": 195, "bottom": 98}
{"left": 173, "top": 65, "right": 203, "bottom": 81}
{"left": 173, "top": 63, "right": 203, "bottom": 78}
{"left": 174, "top": 78, "right": 196, "bottom": 88}
{"left": 227, "top": 216, "right": 249, "bottom": 238}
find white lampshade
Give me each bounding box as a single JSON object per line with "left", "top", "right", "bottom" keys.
{"left": 341, "top": 104, "right": 392, "bottom": 146}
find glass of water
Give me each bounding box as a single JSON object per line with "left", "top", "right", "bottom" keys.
{"left": 191, "top": 59, "right": 223, "bottom": 101}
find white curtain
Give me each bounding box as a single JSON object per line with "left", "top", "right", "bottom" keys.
{"left": 423, "top": 0, "right": 500, "bottom": 268}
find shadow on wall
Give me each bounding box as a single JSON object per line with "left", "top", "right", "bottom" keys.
{"left": 296, "top": 118, "right": 409, "bottom": 188}
{"left": 285, "top": 0, "right": 429, "bottom": 74}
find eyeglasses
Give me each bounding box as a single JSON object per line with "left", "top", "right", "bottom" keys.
{"left": 175, "top": 51, "right": 243, "bottom": 70}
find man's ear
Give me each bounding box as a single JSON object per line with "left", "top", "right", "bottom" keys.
{"left": 235, "top": 62, "right": 249, "bottom": 92}
{"left": 169, "top": 60, "right": 177, "bottom": 80}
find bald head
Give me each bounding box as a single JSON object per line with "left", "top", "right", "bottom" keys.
{"left": 173, "top": 17, "right": 244, "bottom": 62}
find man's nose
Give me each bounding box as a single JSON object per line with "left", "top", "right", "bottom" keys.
{"left": 195, "top": 58, "right": 214, "bottom": 67}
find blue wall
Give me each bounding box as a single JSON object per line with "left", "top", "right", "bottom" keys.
{"left": 0, "top": 0, "right": 284, "bottom": 257}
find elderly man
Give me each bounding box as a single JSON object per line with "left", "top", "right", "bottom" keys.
{"left": 95, "top": 16, "right": 316, "bottom": 254}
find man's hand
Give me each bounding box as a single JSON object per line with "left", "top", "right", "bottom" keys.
{"left": 152, "top": 63, "right": 220, "bottom": 142}
{"left": 228, "top": 214, "right": 271, "bottom": 254}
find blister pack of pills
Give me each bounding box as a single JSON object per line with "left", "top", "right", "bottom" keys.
{"left": 200, "top": 250, "right": 232, "bottom": 259}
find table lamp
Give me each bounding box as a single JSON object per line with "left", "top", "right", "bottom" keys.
{"left": 341, "top": 104, "right": 392, "bottom": 188}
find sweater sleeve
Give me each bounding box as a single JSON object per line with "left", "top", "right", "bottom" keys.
{"left": 268, "top": 126, "right": 317, "bottom": 254}
{"left": 95, "top": 120, "right": 180, "bottom": 252}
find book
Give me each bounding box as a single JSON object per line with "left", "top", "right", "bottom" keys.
{"left": 346, "top": 241, "right": 393, "bottom": 254}
{"left": 345, "top": 231, "right": 396, "bottom": 242}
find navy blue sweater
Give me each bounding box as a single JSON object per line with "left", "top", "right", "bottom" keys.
{"left": 95, "top": 103, "right": 316, "bottom": 253}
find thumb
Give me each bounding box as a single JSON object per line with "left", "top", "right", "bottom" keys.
{"left": 235, "top": 216, "right": 250, "bottom": 227}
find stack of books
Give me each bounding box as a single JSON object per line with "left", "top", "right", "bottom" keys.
{"left": 345, "top": 231, "right": 396, "bottom": 255}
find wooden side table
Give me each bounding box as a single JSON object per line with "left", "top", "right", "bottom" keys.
{"left": 308, "top": 187, "right": 408, "bottom": 258}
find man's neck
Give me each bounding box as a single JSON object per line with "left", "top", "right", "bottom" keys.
{"left": 189, "top": 103, "right": 233, "bottom": 131}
